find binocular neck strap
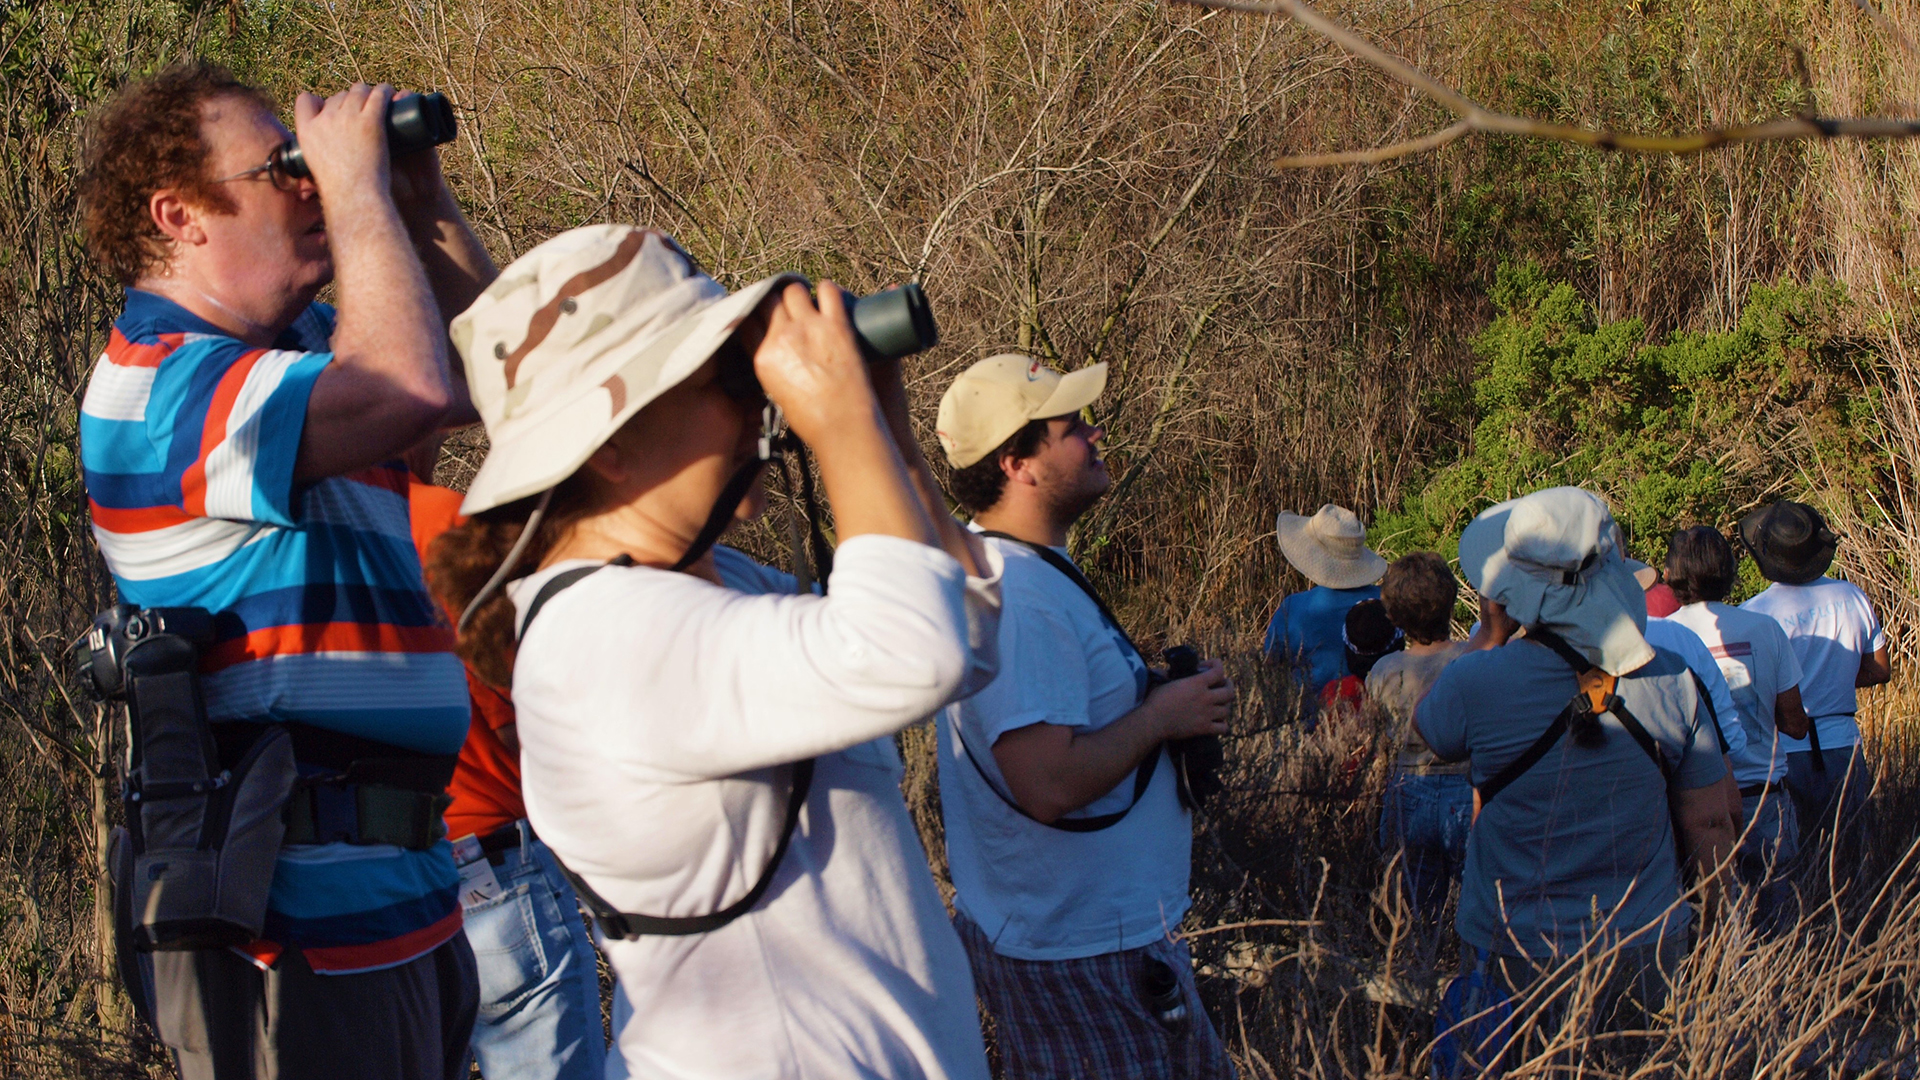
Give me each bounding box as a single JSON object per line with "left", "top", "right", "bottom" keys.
{"left": 671, "top": 405, "right": 789, "bottom": 575}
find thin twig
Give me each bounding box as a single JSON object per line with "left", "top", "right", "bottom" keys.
{"left": 1175, "top": 0, "right": 1920, "bottom": 165}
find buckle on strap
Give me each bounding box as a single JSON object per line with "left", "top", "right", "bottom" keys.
{"left": 1575, "top": 669, "right": 1620, "bottom": 718}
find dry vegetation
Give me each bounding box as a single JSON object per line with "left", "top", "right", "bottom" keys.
{"left": 6, "top": 0, "right": 1920, "bottom": 1076}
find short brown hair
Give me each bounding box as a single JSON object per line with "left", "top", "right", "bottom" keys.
{"left": 1665, "top": 526, "right": 1736, "bottom": 606}
{"left": 948, "top": 419, "right": 1050, "bottom": 514}
{"left": 1379, "top": 551, "right": 1457, "bottom": 644}
{"left": 79, "top": 62, "right": 275, "bottom": 285}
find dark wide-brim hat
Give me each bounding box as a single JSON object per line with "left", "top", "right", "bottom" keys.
{"left": 1736, "top": 501, "right": 1839, "bottom": 586}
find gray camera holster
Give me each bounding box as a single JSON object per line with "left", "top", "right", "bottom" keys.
{"left": 83, "top": 606, "right": 298, "bottom": 952}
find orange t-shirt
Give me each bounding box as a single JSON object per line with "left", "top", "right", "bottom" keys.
{"left": 410, "top": 481, "right": 527, "bottom": 840}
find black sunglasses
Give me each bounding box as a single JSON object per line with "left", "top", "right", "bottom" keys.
{"left": 214, "top": 147, "right": 300, "bottom": 193}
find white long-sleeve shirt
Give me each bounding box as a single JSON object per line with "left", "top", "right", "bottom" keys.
{"left": 509, "top": 536, "right": 1000, "bottom": 1080}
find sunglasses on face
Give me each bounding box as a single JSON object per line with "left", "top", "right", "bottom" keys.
{"left": 214, "top": 147, "right": 301, "bottom": 193}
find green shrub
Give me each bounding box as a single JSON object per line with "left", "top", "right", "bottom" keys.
{"left": 1374, "top": 263, "right": 1882, "bottom": 596}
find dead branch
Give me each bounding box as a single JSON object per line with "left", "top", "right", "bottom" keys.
{"left": 1175, "top": 0, "right": 1920, "bottom": 165}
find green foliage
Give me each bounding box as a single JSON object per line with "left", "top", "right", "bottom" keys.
{"left": 1374, "top": 264, "right": 1881, "bottom": 581}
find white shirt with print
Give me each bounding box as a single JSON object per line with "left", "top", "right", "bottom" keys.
{"left": 1663, "top": 602, "right": 1801, "bottom": 785}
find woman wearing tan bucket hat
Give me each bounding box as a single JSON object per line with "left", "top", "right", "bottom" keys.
{"left": 1265, "top": 504, "right": 1389, "bottom": 712}
{"left": 426, "top": 226, "right": 1001, "bottom": 1079}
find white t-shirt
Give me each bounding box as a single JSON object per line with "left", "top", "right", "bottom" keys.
{"left": 1743, "top": 577, "right": 1885, "bottom": 752}
{"left": 509, "top": 537, "right": 1001, "bottom": 1080}
{"left": 938, "top": 535, "right": 1192, "bottom": 962}
{"left": 1644, "top": 618, "right": 1747, "bottom": 760}
{"left": 1662, "top": 603, "right": 1801, "bottom": 786}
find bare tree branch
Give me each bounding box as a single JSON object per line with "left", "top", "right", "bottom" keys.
{"left": 1175, "top": 0, "right": 1920, "bottom": 165}
{"left": 1274, "top": 117, "right": 1470, "bottom": 166}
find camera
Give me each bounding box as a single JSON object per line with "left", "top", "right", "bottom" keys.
{"left": 1162, "top": 645, "right": 1226, "bottom": 811}
{"left": 718, "top": 282, "right": 940, "bottom": 401}
{"left": 73, "top": 604, "right": 216, "bottom": 701}
{"left": 274, "top": 91, "right": 458, "bottom": 181}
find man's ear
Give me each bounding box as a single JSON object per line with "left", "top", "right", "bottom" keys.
{"left": 149, "top": 189, "right": 206, "bottom": 251}
{"left": 999, "top": 449, "right": 1038, "bottom": 489}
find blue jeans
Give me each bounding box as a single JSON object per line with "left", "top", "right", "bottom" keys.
{"left": 1735, "top": 789, "right": 1799, "bottom": 937}
{"left": 463, "top": 824, "right": 605, "bottom": 1080}
{"left": 1380, "top": 772, "right": 1473, "bottom": 921}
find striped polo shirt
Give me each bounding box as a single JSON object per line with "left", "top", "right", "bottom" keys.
{"left": 80, "top": 288, "right": 469, "bottom": 973}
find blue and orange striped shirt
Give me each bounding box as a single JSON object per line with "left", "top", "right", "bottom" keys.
{"left": 80, "top": 289, "right": 468, "bottom": 973}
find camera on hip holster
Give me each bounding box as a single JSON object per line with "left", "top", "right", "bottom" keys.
{"left": 74, "top": 605, "right": 296, "bottom": 952}
{"left": 1159, "top": 645, "right": 1226, "bottom": 811}
{"left": 272, "top": 90, "right": 458, "bottom": 181}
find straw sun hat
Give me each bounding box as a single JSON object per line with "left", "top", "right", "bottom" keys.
{"left": 451, "top": 225, "right": 804, "bottom": 515}
{"left": 1274, "top": 505, "right": 1388, "bottom": 590}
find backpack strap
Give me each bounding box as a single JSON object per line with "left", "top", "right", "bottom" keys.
{"left": 1688, "top": 671, "right": 1731, "bottom": 754}
{"left": 1476, "top": 628, "right": 1672, "bottom": 806}
{"left": 517, "top": 554, "right": 817, "bottom": 938}
{"left": 557, "top": 760, "right": 814, "bottom": 938}
{"left": 968, "top": 530, "right": 1162, "bottom": 832}
{"left": 958, "top": 727, "right": 1158, "bottom": 832}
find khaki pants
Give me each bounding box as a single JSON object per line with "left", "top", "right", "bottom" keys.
{"left": 152, "top": 935, "right": 479, "bottom": 1080}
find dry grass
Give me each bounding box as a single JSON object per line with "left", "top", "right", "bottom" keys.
{"left": 4, "top": 0, "right": 1920, "bottom": 1075}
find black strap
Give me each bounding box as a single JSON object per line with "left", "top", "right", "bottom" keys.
{"left": 1476, "top": 628, "right": 1671, "bottom": 806}
{"left": 559, "top": 760, "right": 814, "bottom": 938}
{"left": 518, "top": 555, "right": 818, "bottom": 937}
{"left": 672, "top": 457, "right": 773, "bottom": 573}
{"left": 1807, "top": 720, "right": 1826, "bottom": 771}
{"left": 979, "top": 531, "right": 1146, "bottom": 661}
{"left": 960, "top": 730, "right": 1159, "bottom": 832}
{"left": 966, "top": 530, "right": 1165, "bottom": 831}
{"left": 1475, "top": 702, "right": 1575, "bottom": 806}
{"left": 1689, "top": 671, "right": 1731, "bottom": 755}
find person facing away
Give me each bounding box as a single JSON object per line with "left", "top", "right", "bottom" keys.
{"left": 1318, "top": 598, "right": 1404, "bottom": 711}
{"left": 1659, "top": 526, "right": 1810, "bottom": 934}
{"left": 1630, "top": 557, "right": 1750, "bottom": 835}
{"left": 1265, "top": 504, "right": 1387, "bottom": 710}
{"left": 933, "top": 354, "right": 1239, "bottom": 1080}
{"left": 1368, "top": 552, "right": 1473, "bottom": 921}
{"left": 77, "top": 64, "right": 496, "bottom": 1079}
{"left": 1415, "top": 488, "right": 1735, "bottom": 1035}
{"left": 430, "top": 226, "right": 1002, "bottom": 1079}
{"left": 1737, "top": 501, "right": 1891, "bottom": 857}
{"left": 408, "top": 472, "right": 604, "bottom": 1080}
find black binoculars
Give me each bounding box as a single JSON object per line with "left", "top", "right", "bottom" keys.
{"left": 718, "top": 282, "right": 940, "bottom": 401}
{"left": 275, "top": 91, "right": 457, "bottom": 181}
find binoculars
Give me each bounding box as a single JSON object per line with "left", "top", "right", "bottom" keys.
{"left": 718, "top": 282, "right": 940, "bottom": 401}
{"left": 275, "top": 91, "right": 458, "bottom": 180}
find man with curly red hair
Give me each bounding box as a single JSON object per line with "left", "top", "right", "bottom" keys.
{"left": 77, "top": 61, "right": 495, "bottom": 1079}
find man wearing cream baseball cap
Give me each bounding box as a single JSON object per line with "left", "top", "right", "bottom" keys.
{"left": 933, "top": 355, "right": 1238, "bottom": 1080}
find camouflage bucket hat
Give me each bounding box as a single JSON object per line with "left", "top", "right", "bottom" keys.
{"left": 451, "top": 225, "right": 802, "bottom": 515}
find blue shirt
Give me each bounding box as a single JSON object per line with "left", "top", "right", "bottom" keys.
{"left": 1264, "top": 585, "right": 1380, "bottom": 697}
{"left": 80, "top": 289, "right": 466, "bottom": 973}
{"left": 1417, "top": 642, "right": 1725, "bottom": 958}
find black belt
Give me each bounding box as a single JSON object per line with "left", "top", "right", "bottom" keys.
{"left": 215, "top": 722, "right": 460, "bottom": 851}
{"left": 1739, "top": 781, "right": 1785, "bottom": 797}
{"left": 478, "top": 822, "right": 534, "bottom": 866}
